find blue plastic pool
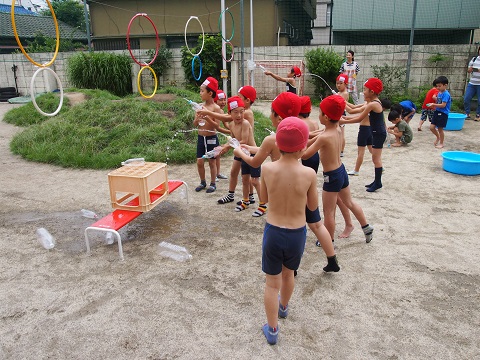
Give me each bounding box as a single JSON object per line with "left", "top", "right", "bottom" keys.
{"left": 444, "top": 113, "right": 466, "bottom": 131}
{"left": 442, "top": 151, "right": 480, "bottom": 176}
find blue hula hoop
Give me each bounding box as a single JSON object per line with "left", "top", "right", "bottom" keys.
{"left": 191, "top": 55, "right": 202, "bottom": 81}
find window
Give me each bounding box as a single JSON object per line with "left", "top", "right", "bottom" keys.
{"left": 326, "top": 4, "right": 332, "bottom": 27}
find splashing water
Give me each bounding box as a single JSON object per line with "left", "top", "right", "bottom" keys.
{"left": 304, "top": 73, "right": 337, "bottom": 95}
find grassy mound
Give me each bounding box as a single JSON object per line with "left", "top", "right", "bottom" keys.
{"left": 4, "top": 88, "right": 274, "bottom": 169}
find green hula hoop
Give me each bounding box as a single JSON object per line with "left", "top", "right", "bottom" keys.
{"left": 218, "top": 8, "right": 235, "bottom": 42}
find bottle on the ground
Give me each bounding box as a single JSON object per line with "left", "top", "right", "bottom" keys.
{"left": 81, "top": 209, "right": 98, "bottom": 219}
{"left": 158, "top": 241, "right": 192, "bottom": 261}
{"left": 36, "top": 228, "right": 55, "bottom": 249}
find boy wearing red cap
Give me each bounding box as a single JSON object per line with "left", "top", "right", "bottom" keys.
{"left": 194, "top": 76, "right": 223, "bottom": 193}
{"left": 303, "top": 95, "right": 374, "bottom": 244}
{"left": 216, "top": 96, "right": 261, "bottom": 212}
{"left": 235, "top": 92, "right": 339, "bottom": 272}
{"left": 213, "top": 89, "right": 229, "bottom": 180}
{"left": 341, "top": 78, "right": 386, "bottom": 192}
{"left": 260, "top": 117, "right": 316, "bottom": 345}
{"left": 336, "top": 74, "right": 349, "bottom": 158}
{"left": 264, "top": 66, "right": 302, "bottom": 94}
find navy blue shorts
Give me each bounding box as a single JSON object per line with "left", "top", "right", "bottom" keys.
{"left": 306, "top": 206, "right": 321, "bottom": 223}
{"left": 372, "top": 130, "right": 387, "bottom": 149}
{"left": 241, "top": 155, "right": 261, "bottom": 178}
{"left": 301, "top": 152, "right": 320, "bottom": 173}
{"left": 323, "top": 164, "right": 349, "bottom": 192}
{"left": 431, "top": 112, "right": 448, "bottom": 128}
{"left": 196, "top": 135, "right": 219, "bottom": 158}
{"left": 262, "top": 223, "right": 307, "bottom": 275}
{"left": 357, "top": 125, "right": 373, "bottom": 147}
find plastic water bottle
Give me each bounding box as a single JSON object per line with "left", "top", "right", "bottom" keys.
{"left": 105, "top": 232, "right": 115, "bottom": 245}
{"left": 202, "top": 146, "right": 223, "bottom": 159}
{"left": 158, "top": 241, "right": 192, "bottom": 261}
{"left": 227, "top": 136, "right": 250, "bottom": 155}
{"left": 184, "top": 98, "right": 206, "bottom": 126}
{"left": 81, "top": 209, "right": 98, "bottom": 219}
{"left": 36, "top": 228, "right": 55, "bottom": 249}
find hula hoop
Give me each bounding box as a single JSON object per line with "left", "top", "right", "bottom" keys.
{"left": 184, "top": 16, "right": 205, "bottom": 56}
{"left": 137, "top": 66, "right": 158, "bottom": 99}
{"left": 126, "top": 13, "right": 160, "bottom": 66}
{"left": 11, "top": 0, "right": 59, "bottom": 67}
{"left": 191, "top": 56, "right": 202, "bottom": 81}
{"left": 30, "top": 67, "right": 64, "bottom": 117}
{"left": 222, "top": 42, "right": 234, "bottom": 62}
{"left": 218, "top": 8, "right": 235, "bottom": 42}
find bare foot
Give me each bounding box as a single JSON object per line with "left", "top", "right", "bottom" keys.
{"left": 391, "top": 143, "right": 402, "bottom": 147}
{"left": 417, "top": 127, "right": 422, "bottom": 131}
{"left": 435, "top": 144, "right": 444, "bottom": 149}
{"left": 434, "top": 139, "right": 439, "bottom": 146}
{"left": 338, "top": 224, "right": 354, "bottom": 238}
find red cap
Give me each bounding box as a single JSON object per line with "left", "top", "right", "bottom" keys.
{"left": 292, "top": 66, "right": 302, "bottom": 77}
{"left": 336, "top": 74, "right": 349, "bottom": 84}
{"left": 276, "top": 117, "right": 309, "bottom": 152}
{"left": 238, "top": 85, "right": 257, "bottom": 103}
{"left": 319, "top": 94, "right": 346, "bottom": 121}
{"left": 202, "top": 77, "right": 218, "bottom": 93}
{"left": 272, "top": 92, "right": 302, "bottom": 119}
{"left": 227, "top": 96, "right": 245, "bottom": 112}
{"left": 364, "top": 77, "right": 383, "bottom": 94}
{"left": 214, "top": 90, "right": 226, "bottom": 102}
{"left": 300, "top": 96, "right": 312, "bottom": 114}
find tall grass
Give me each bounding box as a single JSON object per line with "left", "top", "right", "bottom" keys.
{"left": 67, "top": 52, "right": 133, "bottom": 96}
{"left": 6, "top": 87, "right": 273, "bottom": 169}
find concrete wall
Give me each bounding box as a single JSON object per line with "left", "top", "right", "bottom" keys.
{"left": 0, "top": 44, "right": 476, "bottom": 101}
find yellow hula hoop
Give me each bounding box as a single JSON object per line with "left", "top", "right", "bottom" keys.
{"left": 137, "top": 66, "right": 158, "bottom": 99}
{"left": 11, "top": 0, "right": 59, "bottom": 67}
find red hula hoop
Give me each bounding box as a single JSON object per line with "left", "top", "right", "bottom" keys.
{"left": 222, "top": 42, "right": 234, "bottom": 62}
{"left": 127, "top": 13, "right": 160, "bottom": 66}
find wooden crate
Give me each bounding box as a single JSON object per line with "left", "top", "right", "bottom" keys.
{"left": 108, "top": 162, "right": 169, "bottom": 212}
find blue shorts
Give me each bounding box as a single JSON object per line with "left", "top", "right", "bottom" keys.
{"left": 372, "top": 129, "right": 387, "bottom": 149}
{"left": 196, "top": 135, "right": 219, "bottom": 158}
{"left": 306, "top": 206, "right": 321, "bottom": 223}
{"left": 262, "top": 223, "right": 307, "bottom": 275}
{"left": 241, "top": 155, "right": 261, "bottom": 178}
{"left": 301, "top": 152, "right": 320, "bottom": 173}
{"left": 431, "top": 112, "right": 448, "bottom": 128}
{"left": 357, "top": 125, "right": 373, "bottom": 147}
{"left": 420, "top": 109, "right": 434, "bottom": 122}
{"left": 323, "top": 164, "right": 349, "bottom": 192}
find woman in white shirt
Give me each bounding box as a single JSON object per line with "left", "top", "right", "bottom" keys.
{"left": 339, "top": 50, "right": 360, "bottom": 104}
{"left": 464, "top": 46, "right": 480, "bottom": 121}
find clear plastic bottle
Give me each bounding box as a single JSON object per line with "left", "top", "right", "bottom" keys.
{"left": 81, "top": 209, "right": 98, "bottom": 219}
{"left": 227, "top": 136, "right": 250, "bottom": 156}
{"left": 184, "top": 98, "right": 206, "bottom": 126}
{"left": 158, "top": 241, "right": 192, "bottom": 261}
{"left": 202, "top": 146, "right": 223, "bottom": 159}
{"left": 105, "top": 232, "right": 115, "bottom": 245}
{"left": 36, "top": 228, "right": 55, "bottom": 249}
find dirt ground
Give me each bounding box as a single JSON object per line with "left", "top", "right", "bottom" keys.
{"left": 0, "top": 99, "right": 479, "bottom": 360}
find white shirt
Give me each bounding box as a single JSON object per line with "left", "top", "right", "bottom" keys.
{"left": 468, "top": 56, "right": 480, "bottom": 86}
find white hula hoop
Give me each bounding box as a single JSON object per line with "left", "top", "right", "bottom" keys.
{"left": 184, "top": 16, "right": 205, "bottom": 57}
{"left": 30, "top": 67, "right": 64, "bottom": 117}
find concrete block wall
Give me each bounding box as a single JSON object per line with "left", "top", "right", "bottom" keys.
{"left": 0, "top": 45, "right": 474, "bottom": 101}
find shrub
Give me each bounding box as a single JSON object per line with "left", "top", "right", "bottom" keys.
{"left": 15, "top": 32, "right": 86, "bottom": 53}
{"left": 147, "top": 46, "right": 173, "bottom": 78}
{"left": 304, "top": 48, "right": 343, "bottom": 97}
{"left": 181, "top": 34, "right": 231, "bottom": 89}
{"left": 67, "top": 52, "right": 132, "bottom": 96}
{"left": 371, "top": 64, "right": 407, "bottom": 101}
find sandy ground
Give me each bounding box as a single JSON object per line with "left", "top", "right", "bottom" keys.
{"left": 0, "top": 99, "right": 479, "bottom": 360}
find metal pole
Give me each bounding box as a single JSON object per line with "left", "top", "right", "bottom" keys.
{"left": 405, "top": 0, "right": 418, "bottom": 85}
{"left": 83, "top": 0, "right": 92, "bottom": 51}
{"left": 240, "top": 0, "right": 245, "bottom": 87}
{"left": 249, "top": 0, "right": 254, "bottom": 87}
{"left": 329, "top": 0, "right": 333, "bottom": 45}
{"left": 221, "top": 0, "right": 228, "bottom": 97}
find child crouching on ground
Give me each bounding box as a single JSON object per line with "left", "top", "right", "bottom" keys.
{"left": 387, "top": 110, "right": 413, "bottom": 147}
{"left": 260, "top": 117, "right": 315, "bottom": 345}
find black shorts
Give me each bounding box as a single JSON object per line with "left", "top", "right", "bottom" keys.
{"left": 357, "top": 125, "right": 373, "bottom": 147}
{"left": 323, "top": 164, "right": 349, "bottom": 192}
{"left": 241, "top": 155, "right": 261, "bottom": 178}
{"left": 431, "top": 112, "right": 448, "bottom": 128}
{"left": 301, "top": 152, "right": 320, "bottom": 174}
{"left": 306, "top": 206, "right": 321, "bottom": 223}
{"left": 196, "top": 135, "right": 219, "bottom": 158}
{"left": 262, "top": 223, "right": 306, "bottom": 275}
{"left": 372, "top": 130, "right": 387, "bottom": 149}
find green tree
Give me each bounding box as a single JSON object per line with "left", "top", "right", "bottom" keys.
{"left": 304, "top": 48, "right": 343, "bottom": 97}
{"left": 41, "top": 0, "right": 86, "bottom": 30}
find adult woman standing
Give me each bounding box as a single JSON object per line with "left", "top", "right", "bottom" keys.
{"left": 339, "top": 50, "right": 360, "bottom": 104}
{"left": 464, "top": 46, "right": 480, "bottom": 121}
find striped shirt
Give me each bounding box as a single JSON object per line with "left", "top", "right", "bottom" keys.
{"left": 468, "top": 56, "right": 480, "bottom": 86}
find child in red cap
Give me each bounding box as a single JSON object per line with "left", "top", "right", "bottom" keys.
{"left": 234, "top": 92, "right": 339, "bottom": 272}
{"left": 194, "top": 76, "right": 223, "bottom": 193}
{"left": 303, "top": 95, "right": 374, "bottom": 245}
{"left": 336, "top": 74, "right": 350, "bottom": 158}
{"left": 341, "top": 77, "right": 386, "bottom": 193}
{"left": 259, "top": 116, "right": 315, "bottom": 345}
{"left": 264, "top": 66, "right": 302, "bottom": 94}
{"left": 213, "top": 89, "right": 230, "bottom": 181}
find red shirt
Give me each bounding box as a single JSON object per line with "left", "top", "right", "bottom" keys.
{"left": 422, "top": 88, "right": 439, "bottom": 110}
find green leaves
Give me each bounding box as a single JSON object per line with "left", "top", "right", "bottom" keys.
{"left": 304, "top": 48, "right": 343, "bottom": 97}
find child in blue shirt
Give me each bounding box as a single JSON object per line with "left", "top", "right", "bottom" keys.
{"left": 427, "top": 76, "right": 451, "bottom": 149}
{"left": 399, "top": 100, "right": 417, "bottom": 124}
